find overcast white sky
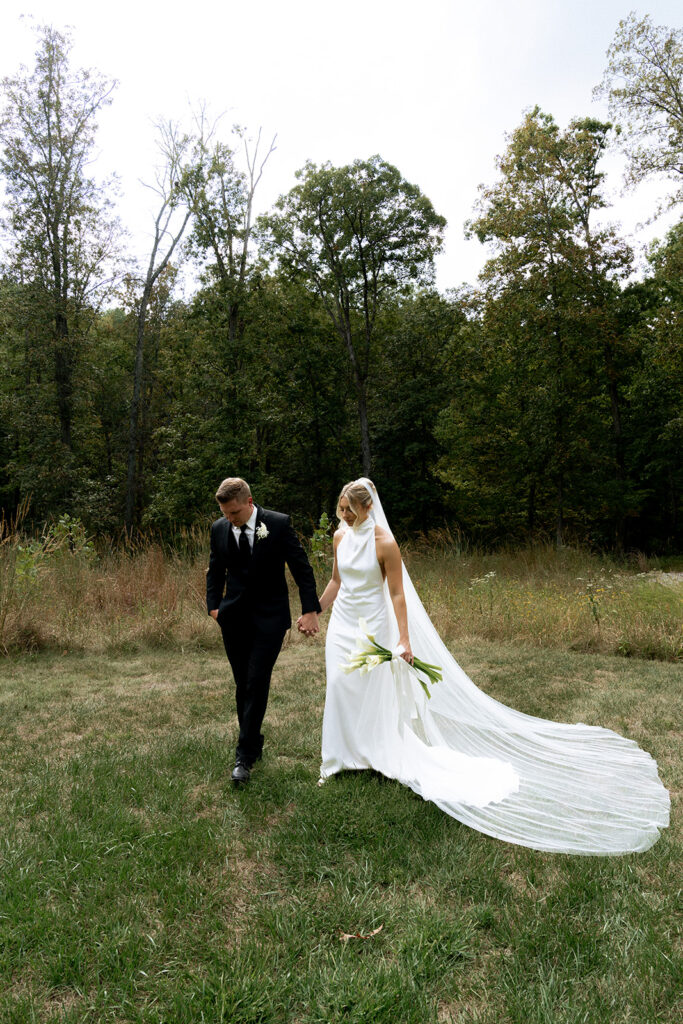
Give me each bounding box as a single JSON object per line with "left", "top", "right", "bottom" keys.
{"left": 1, "top": 0, "right": 681, "bottom": 291}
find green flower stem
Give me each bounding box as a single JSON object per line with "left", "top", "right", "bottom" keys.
{"left": 343, "top": 627, "right": 442, "bottom": 699}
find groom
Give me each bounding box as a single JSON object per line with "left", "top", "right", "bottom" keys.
{"left": 207, "top": 477, "right": 321, "bottom": 784}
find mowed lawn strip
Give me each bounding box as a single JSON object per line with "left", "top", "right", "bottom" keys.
{"left": 1, "top": 643, "right": 680, "bottom": 1024}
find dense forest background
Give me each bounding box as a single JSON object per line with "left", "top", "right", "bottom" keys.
{"left": 0, "top": 13, "right": 681, "bottom": 551}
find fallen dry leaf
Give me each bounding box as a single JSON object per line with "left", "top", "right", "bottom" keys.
{"left": 339, "top": 924, "right": 384, "bottom": 942}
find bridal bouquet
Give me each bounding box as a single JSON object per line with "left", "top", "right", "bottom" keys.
{"left": 342, "top": 619, "right": 442, "bottom": 699}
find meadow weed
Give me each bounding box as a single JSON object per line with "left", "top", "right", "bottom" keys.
{"left": 1, "top": 521, "right": 680, "bottom": 661}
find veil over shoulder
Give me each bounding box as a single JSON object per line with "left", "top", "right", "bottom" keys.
{"left": 321, "top": 477, "right": 669, "bottom": 855}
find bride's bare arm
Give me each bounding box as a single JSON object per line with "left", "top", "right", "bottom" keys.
{"left": 318, "top": 531, "right": 343, "bottom": 612}
{"left": 377, "top": 529, "right": 413, "bottom": 663}
{"left": 298, "top": 534, "right": 342, "bottom": 634}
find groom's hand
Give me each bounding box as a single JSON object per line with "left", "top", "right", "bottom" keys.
{"left": 298, "top": 612, "right": 319, "bottom": 637}
{"left": 209, "top": 609, "right": 219, "bottom": 621}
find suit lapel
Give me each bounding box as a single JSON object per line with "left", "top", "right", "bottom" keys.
{"left": 250, "top": 507, "right": 264, "bottom": 567}
{"left": 226, "top": 520, "right": 239, "bottom": 562}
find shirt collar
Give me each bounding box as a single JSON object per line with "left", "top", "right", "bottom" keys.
{"left": 233, "top": 505, "right": 258, "bottom": 535}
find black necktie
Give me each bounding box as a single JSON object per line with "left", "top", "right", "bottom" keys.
{"left": 239, "top": 524, "right": 251, "bottom": 565}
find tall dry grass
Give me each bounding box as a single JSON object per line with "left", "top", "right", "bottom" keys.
{"left": 0, "top": 518, "right": 214, "bottom": 654}
{"left": 1, "top": 516, "right": 681, "bottom": 660}
{"left": 408, "top": 547, "right": 682, "bottom": 661}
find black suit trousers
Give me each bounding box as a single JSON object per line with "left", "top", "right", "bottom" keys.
{"left": 221, "top": 617, "right": 287, "bottom": 766}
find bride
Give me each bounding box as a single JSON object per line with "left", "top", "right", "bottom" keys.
{"left": 300, "top": 478, "right": 670, "bottom": 855}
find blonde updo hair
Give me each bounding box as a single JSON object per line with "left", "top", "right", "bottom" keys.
{"left": 336, "top": 479, "right": 375, "bottom": 520}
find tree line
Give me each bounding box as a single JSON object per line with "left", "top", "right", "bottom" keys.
{"left": 0, "top": 13, "right": 681, "bottom": 551}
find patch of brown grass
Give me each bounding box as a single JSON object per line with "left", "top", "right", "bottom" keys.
{"left": 2, "top": 535, "right": 681, "bottom": 661}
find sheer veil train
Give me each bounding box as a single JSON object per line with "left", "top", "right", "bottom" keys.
{"left": 357, "top": 478, "right": 670, "bottom": 855}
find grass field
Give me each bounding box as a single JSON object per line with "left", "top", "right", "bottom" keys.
{"left": 1, "top": 637, "right": 680, "bottom": 1023}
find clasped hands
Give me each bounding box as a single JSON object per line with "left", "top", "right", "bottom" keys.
{"left": 297, "top": 612, "right": 320, "bottom": 638}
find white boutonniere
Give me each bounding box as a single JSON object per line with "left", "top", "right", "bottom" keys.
{"left": 255, "top": 523, "right": 269, "bottom": 541}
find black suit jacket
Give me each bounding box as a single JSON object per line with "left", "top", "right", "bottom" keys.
{"left": 206, "top": 506, "right": 321, "bottom": 635}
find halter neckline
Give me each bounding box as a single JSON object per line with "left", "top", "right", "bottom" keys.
{"left": 351, "top": 515, "right": 375, "bottom": 534}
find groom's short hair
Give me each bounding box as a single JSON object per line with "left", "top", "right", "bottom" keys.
{"left": 216, "top": 477, "right": 251, "bottom": 504}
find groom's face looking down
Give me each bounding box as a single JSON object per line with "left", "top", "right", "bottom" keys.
{"left": 219, "top": 496, "right": 254, "bottom": 528}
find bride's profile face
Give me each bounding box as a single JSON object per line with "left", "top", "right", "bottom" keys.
{"left": 339, "top": 496, "right": 370, "bottom": 527}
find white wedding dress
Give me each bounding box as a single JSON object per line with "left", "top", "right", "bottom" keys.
{"left": 320, "top": 480, "right": 670, "bottom": 855}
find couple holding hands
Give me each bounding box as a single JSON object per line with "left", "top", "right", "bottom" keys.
{"left": 207, "top": 477, "right": 668, "bottom": 856}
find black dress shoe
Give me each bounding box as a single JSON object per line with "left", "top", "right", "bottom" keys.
{"left": 231, "top": 761, "right": 251, "bottom": 785}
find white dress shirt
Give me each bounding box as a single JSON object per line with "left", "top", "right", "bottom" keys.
{"left": 232, "top": 505, "right": 258, "bottom": 550}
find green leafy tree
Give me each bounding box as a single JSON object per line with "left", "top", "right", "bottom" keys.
{"left": 239, "top": 273, "right": 356, "bottom": 519}
{"left": 73, "top": 306, "right": 130, "bottom": 532}
{"left": 549, "top": 116, "right": 634, "bottom": 544}
{"left": 263, "top": 156, "right": 446, "bottom": 475}
{"left": 596, "top": 12, "right": 683, "bottom": 209}
{"left": 0, "top": 25, "right": 120, "bottom": 458}
{"left": 622, "top": 221, "right": 683, "bottom": 549}
{"left": 372, "top": 290, "right": 462, "bottom": 532}
{"left": 142, "top": 270, "right": 355, "bottom": 533}
{"left": 464, "top": 109, "right": 632, "bottom": 546}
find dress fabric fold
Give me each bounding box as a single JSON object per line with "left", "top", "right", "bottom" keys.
{"left": 320, "top": 481, "right": 670, "bottom": 855}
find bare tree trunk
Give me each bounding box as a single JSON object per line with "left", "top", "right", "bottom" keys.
{"left": 124, "top": 123, "right": 191, "bottom": 534}
{"left": 549, "top": 271, "right": 566, "bottom": 551}
{"left": 603, "top": 335, "right": 626, "bottom": 549}
{"left": 575, "top": 207, "right": 627, "bottom": 549}
{"left": 336, "top": 319, "right": 372, "bottom": 476}
{"left": 125, "top": 287, "right": 152, "bottom": 533}
{"left": 357, "top": 384, "right": 372, "bottom": 477}
{"left": 53, "top": 318, "right": 73, "bottom": 448}
{"left": 227, "top": 302, "right": 240, "bottom": 345}
{"left": 668, "top": 469, "right": 677, "bottom": 542}
{"left": 556, "top": 473, "right": 564, "bottom": 549}
{"left": 526, "top": 478, "right": 537, "bottom": 536}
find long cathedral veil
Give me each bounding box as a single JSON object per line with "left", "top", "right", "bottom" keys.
{"left": 357, "top": 478, "right": 669, "bottom": 855}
